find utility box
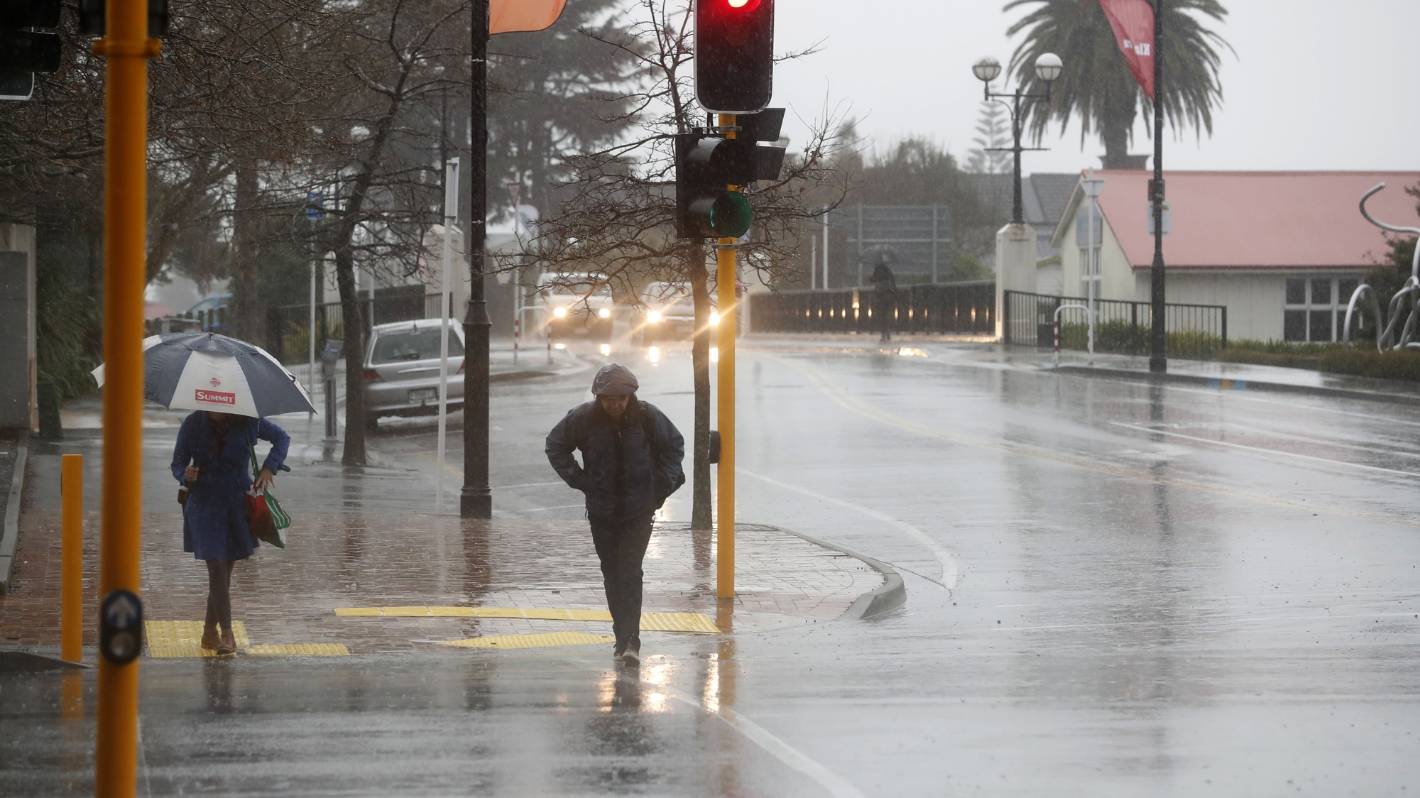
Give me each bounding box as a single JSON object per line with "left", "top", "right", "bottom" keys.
{"left": 0, "top": 249, "right": 32, "bottom": 430}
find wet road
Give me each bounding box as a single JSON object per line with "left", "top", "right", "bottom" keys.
{"left": 6, "top": 337, "right": 1420, "bottom": 795}
{"left": 374, "top": 338, "right": 1420, "bottom": 795}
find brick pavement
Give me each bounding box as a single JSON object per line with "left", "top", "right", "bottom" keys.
{"left": 0, "top": 442, "right": 887, "bottom": 658}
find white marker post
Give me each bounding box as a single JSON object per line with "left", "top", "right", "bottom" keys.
{"left": 1083, "top": 172, "right": 1104, "bottom": 362}
{"left": 435, "top": 157, "right": 460, "bottom": 511}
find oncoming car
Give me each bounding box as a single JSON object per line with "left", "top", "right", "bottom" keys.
{"left": 636, "top": 281, "right": 720, "bottom": 341}
{"left": 532, "top": 272, "right": 615, "bottom": 339}
{"left": 361, "top": 319, "right": 464, "bottom": 430}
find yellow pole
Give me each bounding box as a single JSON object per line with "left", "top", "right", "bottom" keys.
{"left": 94, "top": 3, "right": 158, "bottom": 794}
{"left": 61, "top": 454, "right": 83, "bottom": 663}
{"left": 715, "top": 112, "right": 737, "bottom": 600}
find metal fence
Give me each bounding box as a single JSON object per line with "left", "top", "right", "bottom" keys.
{"left": 1003, "top": 290, "right": 1228, "bottom": 357}
{"left": 749, "top": 280, "right": 996, "bottom": 336}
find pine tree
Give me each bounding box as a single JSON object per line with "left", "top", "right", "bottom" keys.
{"left": 966, "top": 102, "right": 1012, "bottom": 174}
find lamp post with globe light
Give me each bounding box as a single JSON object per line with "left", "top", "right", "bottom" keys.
{"left": 971, "top": 52, "right": 1062, "bottom": 226}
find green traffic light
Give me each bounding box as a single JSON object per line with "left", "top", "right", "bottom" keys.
{"left": 709, "top": 191, "right": 753, "bottom": 238}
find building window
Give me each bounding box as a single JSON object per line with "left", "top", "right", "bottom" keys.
{"left": 1075, "top": 214, "right": 1102, "bottom": 293}
{"left": 1284, "top": 277, "right": 1363, "bottom": 343}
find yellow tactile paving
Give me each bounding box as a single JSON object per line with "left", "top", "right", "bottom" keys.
{"left": 436, "top": 631, "right": 615, "bottom": 650}
{"left": 244, "top": 643, "right": 350, "bottom": 657}
{"left": 143, "top": 620, "right": 348, "bottom": 658}
{"left": 335, "top": 606, "right": 720, "bottom": 634}
{"left": 146, "top": 620, "right": 250, "bottom": 648}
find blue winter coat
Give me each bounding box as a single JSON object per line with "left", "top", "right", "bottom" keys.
{"left": 171, "top": 412, "right": 290, "bottom": 561}
{"left": 545, "top": 400, "right": 685, "bottom": 521}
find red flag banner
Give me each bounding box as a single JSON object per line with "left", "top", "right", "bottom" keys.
{"left": 1098, "top": 0, "right": 1155, "bottom": 99}
{"left": 491, "top": 0, "right": 567, "bottom": 35}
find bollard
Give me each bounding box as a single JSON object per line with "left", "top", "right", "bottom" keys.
{"left": 61, "top": 454, "right": 83, "bottom": 663}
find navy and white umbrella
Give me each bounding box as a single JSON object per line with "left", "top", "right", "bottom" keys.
{"left": 92, "top": 332, "right": 315, "bottom": 418}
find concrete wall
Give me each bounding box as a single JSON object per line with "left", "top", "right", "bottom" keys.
{"left": 0, "top": 224, "right": 36, "bottom": 430}
{"left": 995, "top": 223, "right": 1037, "bottom": 341}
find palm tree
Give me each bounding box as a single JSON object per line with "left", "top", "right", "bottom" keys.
{"left": 1005, "top": 0, "right": 1231, "bottom": 168}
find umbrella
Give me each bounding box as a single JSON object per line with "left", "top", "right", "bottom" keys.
{"left": 92, "top": 332, "right": 315, "bottom": 418}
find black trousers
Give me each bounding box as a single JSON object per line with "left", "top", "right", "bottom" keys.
{"left": 875, "top": 294, "right": 893, "bottom": 340}
{"left": 589, "top": 513, "right": 654, "bottom": 648}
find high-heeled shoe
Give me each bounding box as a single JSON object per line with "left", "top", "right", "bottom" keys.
{"left": 216, "top": 630, "right": 237, "bottom": 656}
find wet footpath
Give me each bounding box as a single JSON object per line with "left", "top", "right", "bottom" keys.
{"left": 0, "top": 380, "right": 896, "bottom": 795}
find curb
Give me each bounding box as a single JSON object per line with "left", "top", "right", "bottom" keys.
{"left": 0, "top": 430, "right": 28, "bottom": 595}
{"left": 775, "top": 526, "right": 906, "bottom": 620}
{"left": 1053, "top": 365, "right": 1419, "bottom": 406}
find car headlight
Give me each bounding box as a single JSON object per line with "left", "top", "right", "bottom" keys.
{"left": 553, "top": 306, "right": 568, "bottom": 319}
{"left": 646, "top": 310, "right": 663, "bottom": 324}
{"left": 598, "top": 308, "right": 611, "bottom": 319}
{"left": 709, "top": 310, "right": 721, "bottom": 327}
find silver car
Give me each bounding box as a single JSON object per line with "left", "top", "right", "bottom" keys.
{"left": 361, "top": 319, "right": 465, "bottom": 429}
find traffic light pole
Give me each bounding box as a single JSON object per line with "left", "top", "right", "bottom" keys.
{"left": 715, "top": 114, "right": 737, "bottom": 600}
{"left": 1148, "top": 0, "right": 1167, "bottom": 374}
{"left": 94, "top": 5, "right": 160, "bottom": 795}
{"left": 462, "top": 0, "right": 492, "bottom": 518}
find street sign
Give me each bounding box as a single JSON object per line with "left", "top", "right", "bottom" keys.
{"left": 305, "top": 191, "right": 323, "bottom": 221}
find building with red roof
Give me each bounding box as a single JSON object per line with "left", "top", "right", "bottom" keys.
{"left": 1049, "top": 171, "right": 1419, "bottom": 343}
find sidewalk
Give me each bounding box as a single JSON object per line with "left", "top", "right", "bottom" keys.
{"left": 746, "top": 333, "right": 1420, "bottom": 405}
{"left": 0, "top": 407, "right": 898, "bottom": 660}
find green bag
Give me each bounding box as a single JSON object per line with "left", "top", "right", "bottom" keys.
{"left": 248, "top": 437, "right": 289, "bottom": 548}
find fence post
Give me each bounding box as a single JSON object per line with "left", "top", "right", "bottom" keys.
{"left": 1221, "top": 307, "right": 1228, "bottom": 350}
{"left": 1002, "top": 290, "right": 1013, "bottom": 345}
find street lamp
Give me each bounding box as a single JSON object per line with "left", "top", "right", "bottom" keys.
{"left": 972, "top": 52, "right": 1062, "bottom": 225}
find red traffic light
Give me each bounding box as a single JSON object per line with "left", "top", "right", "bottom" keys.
{"left": 695, "top": 0, "right": 774, "bottom": 114}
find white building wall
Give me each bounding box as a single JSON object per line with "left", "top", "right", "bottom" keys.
{"left": 1141, "top": 272, "right": 1285, "bottom": 342}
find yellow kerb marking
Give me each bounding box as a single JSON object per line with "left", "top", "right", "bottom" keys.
{"left": 335, "top": 607, "right": 720, "bottom": 634}
{"left": 437, "top": 632, "right": 615, "bottom": 650}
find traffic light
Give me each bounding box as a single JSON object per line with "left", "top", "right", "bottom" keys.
{"left": 674, "top": 108, "right": 787, "bottom": 239}
{"left": 695, "top": 0, "right": 774, "bottom": 114}
{"left": 0, "top": 1, "right": 62, "bottom": 101}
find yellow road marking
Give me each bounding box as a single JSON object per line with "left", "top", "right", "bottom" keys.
{"left": 436, "top": 631, "right": 615, "bottom": 650}
{"left": 335, "top": 606, "right": 720, "bottom": 634}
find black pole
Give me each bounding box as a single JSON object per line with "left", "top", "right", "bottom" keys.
{"left": 1148, "top": 0, "right": 1167, "bottom": 373}
{"left": 1011, "top": 88, "right": 1024, "bottom": 225}
{"left": 462, "top": 2, "right": 493, "bottom": 518}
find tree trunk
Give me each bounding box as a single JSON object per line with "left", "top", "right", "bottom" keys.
{"left": 334, "top": 246, "right": 367, "bottom": 466}
{"left": 1099, "top": 87, "right": 1138, "bottom": 170}
{"left": 231, "top": 162, "right": 262, "bottom": 341}
{"left": 689, "top": 241, "right": 713, "bottom": 531}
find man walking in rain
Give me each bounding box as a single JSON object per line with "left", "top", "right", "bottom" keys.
{"left": 546, "top": 364, "right": 685, "bottom": 665}
{"left": 869, "top": 250, "right": 898, "bottom": 343}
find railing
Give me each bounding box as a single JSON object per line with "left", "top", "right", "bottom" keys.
{"left": 1004, "top": 290, "right": 1228, "bottom": 357}
{"left": 749, "top": 280, "right": 996, "bottom": 336}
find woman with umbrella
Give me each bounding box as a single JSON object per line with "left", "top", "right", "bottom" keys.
{"left": 95, "top": 332, "right": 311, "bottom": 656}
{"left": 172, "top": 410, "right": 288, "bottom": 655}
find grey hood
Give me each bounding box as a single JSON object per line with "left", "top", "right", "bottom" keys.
{"left": 591, "top": 363, "right": 639, "bottom": 396}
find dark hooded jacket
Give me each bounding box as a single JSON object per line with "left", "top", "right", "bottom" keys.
{"left": 545, "top": 398, "right": 685, "bottom": 520}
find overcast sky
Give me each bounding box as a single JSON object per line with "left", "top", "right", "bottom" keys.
{"left": 769, "top": 0, "right": 1420, "bottom": 176}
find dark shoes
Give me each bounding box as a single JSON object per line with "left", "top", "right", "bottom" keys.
{"left": 621, "top": 639, "right": 641, "bottom": 665}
